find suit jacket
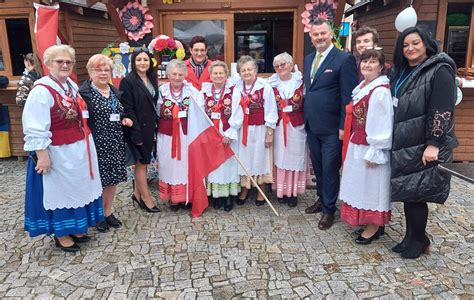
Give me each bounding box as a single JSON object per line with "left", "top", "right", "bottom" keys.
{"left": 119, "top": 72, "right": 158, "bottom": 156}
{"left": 185, "top": 59, "right": 212, "bottom": 90}
{"left": 303, "top": 47, "right": 358, "bottom": 135}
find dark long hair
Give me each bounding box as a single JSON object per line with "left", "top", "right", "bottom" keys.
{"left": 393, "top": 26, "right": 439, "bottom": 78}
{"left": 130, "top": 48, "right": 157, "bottom": 84}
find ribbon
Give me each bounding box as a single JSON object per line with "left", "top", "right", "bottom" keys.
{"left": 211, "top": 103, "right": 222, "bottom": 131}
{"left": 77, "top": 95, "right": 94, "bottom": 179}
{"left": 240, "top": 96, "right": 250, "bottom": 146}
{"left": 171, "top": 105, "right": 181, "bottom": 160}
{"left": 280, "top": 102, "right": 290, "bottom": 147}
{"left": 341, "top": 103, "right": 353, "bottom": 167}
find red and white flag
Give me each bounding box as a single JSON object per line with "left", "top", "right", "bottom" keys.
{"left": 33, "top": 3, "right": 59, "bottom": 76}
{"left": 188, "top": 97, "right": 234, "bottom": 218}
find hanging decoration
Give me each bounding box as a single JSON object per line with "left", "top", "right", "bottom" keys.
{"left": 119, "top": 1, "right": 154, "bottom": 41}
{"left": 395, "top": 6, "right": 417, "bottom": 32}
{"left": 301, "top": 0, "right": 338, "bottom": 33}
{"left": 148, "top": 35, "right": 186, "bottom": 79}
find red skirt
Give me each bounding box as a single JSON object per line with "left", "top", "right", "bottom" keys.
{"left": 158, "top": 180, "right": 187, "bottom": 204}
{"left": 340, "top": 202, "right": 391, "bottom": 227}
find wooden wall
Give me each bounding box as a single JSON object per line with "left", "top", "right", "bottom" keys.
{"left": 353, "top": 0, "right": 474, "bottom": 161}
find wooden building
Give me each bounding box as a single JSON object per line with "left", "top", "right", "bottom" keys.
{"left": 346, "top": 0, "right": 474, "bottom": 161}
{"left": 0, "top": 0, "right": 119, "bottom": 156}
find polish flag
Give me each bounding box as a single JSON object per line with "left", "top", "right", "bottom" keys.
{"left": 33, "top": 3, "right": 59, "bottom": 76}
{"left": 188, "top": 97, "right": 234, "bottom": 218}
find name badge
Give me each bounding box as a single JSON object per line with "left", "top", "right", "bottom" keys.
{"left": 178, "top": 111, "right": 187, "bottom": 118}
{"left": 245, "top": 108, "right": 250, "bottom": 115}
{"left": 211, "top": 112, "right": 221, "bottom": 120}
{"left": 282, "top": 105, "right": 293, "bottom": 113}
{"left": 82, "top": 110, "right": 89, "bottom": 119}
{"left": 393, "top": 97, "right": 399, "bottom": 107}
{"left": 110, "top": 113, "right": 120, "bottom": 122}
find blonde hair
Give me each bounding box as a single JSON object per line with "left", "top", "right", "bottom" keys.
{"left": 86, "top": 54, "right": 113, "bottom": 75}
{"left": 43, "top": 45, "right": 75, "bottom": 64}
{"left": 209, "top": 60, "right": 229, "bottom": 76}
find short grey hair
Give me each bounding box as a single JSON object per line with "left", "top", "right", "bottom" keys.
{"left": 43, "top": 45, "right": 75, "bottom": 65}
{"left": 209, "top": 60, "right": 229, "bottom": 76}
{"left": 166, "top": 59, "right": 187, "bottom": 76}
{"left": 273, "top": 52, "right": 293, "bottom": 65}
{"left": 236, "top": 55, "right": 258, "bottom": 74}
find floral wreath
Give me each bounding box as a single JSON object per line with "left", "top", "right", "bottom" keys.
{"left": 119, "top": 1, "right": 154, "bottom": 41}
{"left": 301, "top": 0, "right": 338, "bottom": 33}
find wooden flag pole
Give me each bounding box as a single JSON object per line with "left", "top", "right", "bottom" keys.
{"left": 232, "top": 154, "right": 280, "bottom": 217}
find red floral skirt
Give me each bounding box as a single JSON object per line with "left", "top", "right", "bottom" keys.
{"left": 159, "top": 180, "right": 186, "bottom": 204}
{"left": 340, "top": 202, "right": 391, "bottom": 227}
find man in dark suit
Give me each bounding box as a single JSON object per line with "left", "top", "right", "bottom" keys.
{"left": 303, "top": 17, "right": 358, "bottom": 230}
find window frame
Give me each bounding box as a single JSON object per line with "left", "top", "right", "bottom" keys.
{"left": 437, "top": 0, "right": 474, "bottom": 68}
{"left": 0, "top": 8, "right": 37, "bottom": 79}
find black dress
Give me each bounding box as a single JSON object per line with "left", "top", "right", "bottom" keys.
{"left": 79, "top": 81, "right": 127, "bottom": 187}
{"left": 119, "top": 72, "right": 158, "bottom": 164}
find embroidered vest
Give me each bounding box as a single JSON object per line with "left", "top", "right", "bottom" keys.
{"left": 350, "top": 84, "right": 390, "bottom": 145}
{"left": 245, "top": 87, "right": 265, "bottom": 126}
{"left": 273, "top": 83, "right": 304, "bottom": 127}
{"left": 204, "top": 87, "right": 233, "bottom": 131}
{"left": 158, "top": 97, "right": 189, "bottom": 136}
{"left": 36, "top": 83, "right": 85, "bottom": 145}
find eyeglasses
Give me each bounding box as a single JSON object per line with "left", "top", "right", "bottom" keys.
{"left": 273, "top": 62, "right": 288, "bottom": 69}
{"left": 92, "top": 68, "right": 111, "bottom": 74}
{"left": 133, "top": 47, "right": 150, "bottom": 54}
{"left": 53, "top": 60, "right": 75, "bottom": 66}
{"left": 365, "top": 46, "right": 383, "bottom": 50}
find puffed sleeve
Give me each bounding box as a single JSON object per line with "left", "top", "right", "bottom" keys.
{"left": 224, "top": 87, "right": 243, "bottom": 140}
{"left": 263, "top": 82, "right": 278, "bottom": 129}
{"left": 364, "top": 87, "right": 394, "bottom": 164}
{"left": 22, "top": 85, "right": 54, "bottom": 151}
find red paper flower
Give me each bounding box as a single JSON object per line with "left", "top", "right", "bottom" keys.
{"left": 154, "top": 39, "right": 168, "bottom": 51}
{"left": 167, "top": 39, "right": 177, "bottom": 49}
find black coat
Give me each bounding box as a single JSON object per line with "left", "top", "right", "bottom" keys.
{"left": 390, "top": 53, "right": 458, "bottom": 204}
{"left": 119, "top": 72, "right": 158, "bottom": 163}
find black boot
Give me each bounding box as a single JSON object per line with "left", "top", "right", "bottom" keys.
{"left": 287, "top": 196, "right": 297, "bottom": 207}
{"left": 392, "top": 203, "right": 413, "bottom": 253}
{"left": 213, "top": 197, "right": 224, "bottom": 209}
{"left": 277, "top": 196, "right": 288, "bottom": 204}
{"left": 400, "top": 203, "right": 430, "bottom": 259}
{"left": 224, "top": 197, "right": 234, "bottom": 212}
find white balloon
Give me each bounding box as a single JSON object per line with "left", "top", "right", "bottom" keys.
{"left": 395, "top": 6, "right": 418, "bottom": 32}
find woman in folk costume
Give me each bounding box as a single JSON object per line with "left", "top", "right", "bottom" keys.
{"left": 339, "top": 48, "right": 394, "bottom": 244}
{"left": 268, "top": 52, "right": 307, "bottom": 208}
{"left": 202, "top": 61, "right": 240, "bottom": 212}
{"left": 23, "top": 45, "right": 103, "bottom": 252}
{"left": 157, "top": 59, "right": 205, "bottom": 211}
{"left": 224, "top": 55, "right": 278, "bottom": 206}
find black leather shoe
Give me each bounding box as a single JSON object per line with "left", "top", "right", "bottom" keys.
{"left": 287, "top": 196, "right": 297, "bottom": 207}
{"left": 277, "top": 197, "right": 288, "bottom": 204}
{"left": 131, "top": 194, "right": 141, "bottom": 207}
{"left": 236, "top": 198, "right": 246, "bottom": 205}
{"left": 213, "top": 198, "right": 224, "bottom": 209}
{"left": 170, "top": 204, "right": 180, "bottom": 212}
{"left": 318, "top": 214, "right": 334, "bottom": 230}
{"left": 140, "top": 199, "right": 161, "bottom": 213}
{"left": 255, "top": 199, "right": 265, "bottom": 206}
{"left": 355, "top": 231, "right": 380, "bottom": 245}
{"left": 400, "top": 236, "right": 430, "bottom": 259}
{"left": 181, "top": 203, "right": 192, "bottom": 210}
{"left": 54, "top": 237, "right": 80, "bottom": 252}
{"left": 355, "top": 226, "right": 385, "bottom": 236}
{"left": 70, "top": 234, "right": 91, "bottom": 243}
{"left": 224, "top": 197, "right": 234, "bottom": 212}
{"left": 96, "top": 220, "right": 110, "bottom": 232}
{"left": 305, "top": 200, "right": 322, "bottom": 214}
{"left": 106, "top": 214, "right": 122, "bottom": 228}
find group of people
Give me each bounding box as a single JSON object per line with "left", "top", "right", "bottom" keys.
{"left": 22, "top": 20, "right": 457, "bottom": 260}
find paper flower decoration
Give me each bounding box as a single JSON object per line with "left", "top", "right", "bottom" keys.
{"left": 119, "top": 1, "right": 154, "bottom": 41}
{"left": 119, "top": 42, "right": 130, "bottom": 54}
{"left": 301, "top": 0, "right": 338, "bottom": 32}
{"left": 148, "top": 35, "right": 186, "bottom": 60}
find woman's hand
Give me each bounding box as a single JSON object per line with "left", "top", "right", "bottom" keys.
{"left": 422, "top": 145, "right": 440, "bottom": 166}
{"left": 122, "top": 118, "right": 133, "bottom": 127}
{"left": 35, "top": 149, "right": 51, "bottom": 174}
{"left": 365, "top": 160, "right": 377, "bottom": 168}
{"left": 265, "top": 129, "right": 273, "bottom": 148}
{"left": 222, "top": 137, "right": 232, "bottom": 147}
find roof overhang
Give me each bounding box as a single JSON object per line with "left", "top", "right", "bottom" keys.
{"left": 344, "top": 0, "right": 373, "bottom": 17}
{"left": 59, "top": 0, "right": 107, "bottom": 11}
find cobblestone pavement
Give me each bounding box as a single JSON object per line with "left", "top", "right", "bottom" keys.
{"left": 0, "top": 158, "right": 473, "bottom": 299}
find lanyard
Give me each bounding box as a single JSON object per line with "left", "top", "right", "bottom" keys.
{"left": 49, "top": 75, "right": 72, "bottom": 96}
{"left": 242, "top": 79, "right": 256, "bottom": 98}
{"left": 108, "top": 91, "right": 117, "bottom": 113}
{"left": 394, "top": 67, "right": 416, "bottom": 96}
{"left": 212, "top": 84, "right": 224, "bottom": 105}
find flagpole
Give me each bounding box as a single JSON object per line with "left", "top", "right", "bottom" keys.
{"left": 231, "top": 154, "right": 280, "bottom": 217}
